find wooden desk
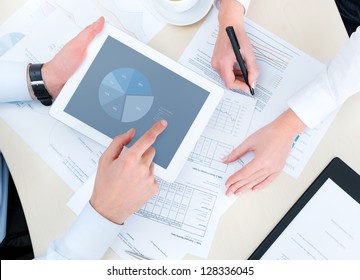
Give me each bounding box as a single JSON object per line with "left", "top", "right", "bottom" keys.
{"left": 1, "top": 0, "right": 354, "bottom": 259}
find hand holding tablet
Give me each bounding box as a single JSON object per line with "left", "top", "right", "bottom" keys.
{"left": 50, "top": 23, "right": 223, "bottom": 182}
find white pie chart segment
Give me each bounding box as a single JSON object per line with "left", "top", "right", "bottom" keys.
{"left": 122, "top": 95, "right": 154, "bottom": 122}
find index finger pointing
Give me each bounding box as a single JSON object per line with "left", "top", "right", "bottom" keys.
{"left": 130, "top": 119, "right": 167, "bottom": 156}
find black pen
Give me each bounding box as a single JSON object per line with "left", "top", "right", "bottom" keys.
{"left": 225, "top": 26, "right": 255, "bottom": 95}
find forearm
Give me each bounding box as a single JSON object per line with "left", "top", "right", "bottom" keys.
{"left": 217, "top": 0, "right": 245, "bottom": 29}
{"left": 275, "top": 109, "right": 307, "bottom": 141}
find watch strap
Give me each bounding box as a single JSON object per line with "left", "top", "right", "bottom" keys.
{"left": 29, "top": 63, "right": 53, "bottom": 106}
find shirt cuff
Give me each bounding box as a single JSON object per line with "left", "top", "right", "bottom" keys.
{"left": 288, "top": 69, "right": 337, "bottom": 128}
{"left": 45, "top": 202, "right": 122, "bottom": 259}
{"left": 0, "top": 61, "right": 32, "bottom": 103}
{"left": 214, "top": 0, "right": 251, "bottom": 13}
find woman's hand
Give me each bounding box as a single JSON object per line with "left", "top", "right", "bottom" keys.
{"left": 211, "top": 0, "right": 258, "bottom": 92}
{"left": 223, "top": 109, "right": 306, "bottom": 195}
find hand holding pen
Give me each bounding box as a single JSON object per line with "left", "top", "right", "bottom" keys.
{"left": 226, "top": 26, "right": 255, "bottom": 95}
{"left": 211, "top": 18, "right": 258, "bottom": 94}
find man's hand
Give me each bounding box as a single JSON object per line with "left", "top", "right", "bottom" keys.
{"left": 41, "top": 17, "right": 105, "bottom": 99}
{"left": 90, "top": 120, "right": 168, "bottom": 225}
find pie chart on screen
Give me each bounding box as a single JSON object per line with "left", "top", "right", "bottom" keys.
{"left": 99, "top": 68, "right": 154, "bottom": 122}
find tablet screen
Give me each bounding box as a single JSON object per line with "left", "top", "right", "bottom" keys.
{"left": 64, "top": 36, "right": 210, "bottom": 169}
{"left": 260, "top": 178, "right": 360, "bottom": 259}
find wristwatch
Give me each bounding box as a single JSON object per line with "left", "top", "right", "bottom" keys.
{"left": 29, "top": 63, "right": 53, "bottom": 106}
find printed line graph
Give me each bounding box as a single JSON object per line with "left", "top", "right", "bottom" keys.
{"left": 207, "top": 97, "right": 244, "bottom": 136}
{"left": 247, "top": 32, "right": 293, "bottom": 73}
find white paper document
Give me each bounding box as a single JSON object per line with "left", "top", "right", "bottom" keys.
{"left": 0, "top": 0, "right": 57, "bottom": 57}
{"left": 52, "top": 0, "right": 166, "bottom": 43}
{"left": 179, "top": 10, "right": 338, "bottom": 178}
{"left": 261, "top": 178, "right": 360, "bottom": 260}
{"left": 68, "top": 171, "right": 228, "bottom": 259}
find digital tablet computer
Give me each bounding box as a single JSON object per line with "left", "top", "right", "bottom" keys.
{"left": 249, "top": 157, "right": 360, "bottom": 260}
{"left": 50, "top": 24, "right": 223, "bottom": 182}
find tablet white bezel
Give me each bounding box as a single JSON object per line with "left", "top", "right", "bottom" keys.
{"left": 50, "top": 24, "right": 223, "bottom": 182}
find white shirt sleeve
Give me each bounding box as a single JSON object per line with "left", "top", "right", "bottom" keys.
{"left": 42, "top": 202, "right": 122, "bottom": 259}
{"left": 214, "top": 0, "right": 251, "bottom": 13}
{"left": 0, "top": 61, "right": 32, "bottom": 103}
{"left": 288, "top": 27, "right": 360, "bottom": 128}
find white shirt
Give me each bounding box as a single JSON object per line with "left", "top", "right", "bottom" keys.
{"left": 0, "top": 61, "right": 122, "bottom": 259}
{"left": 288, "top": 27, "right": 360, "bottom": 128}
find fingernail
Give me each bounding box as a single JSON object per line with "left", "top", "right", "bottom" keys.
{"left": 225, "top": 184, "right": 230, "bottom": 188}
{"left": 222, "top": 155, "right": 229, "bottom": 162}
{"left": 252, "top": 81, "right": 256, "bottom": 89}
{"left": 127, "top": 128, "right": 135, "bottom": 135}
{"left": 160, "top": 119, "right": 168, "bottom": 127}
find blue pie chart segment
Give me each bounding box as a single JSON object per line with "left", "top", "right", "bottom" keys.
{"left": 99, "top": 68, "right": 153, "bottom": 122}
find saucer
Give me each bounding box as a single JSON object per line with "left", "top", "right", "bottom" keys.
{"left": 151, "top": 0, "right": 213, "bottom": 26}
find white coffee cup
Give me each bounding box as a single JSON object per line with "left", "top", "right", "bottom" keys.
{"left": 155, "top": 0, "right": 199, "bottom": 13}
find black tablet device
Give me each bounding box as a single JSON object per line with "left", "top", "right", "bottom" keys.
{"left": 249, "top": 157, "right": 360, "bottom": 260}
